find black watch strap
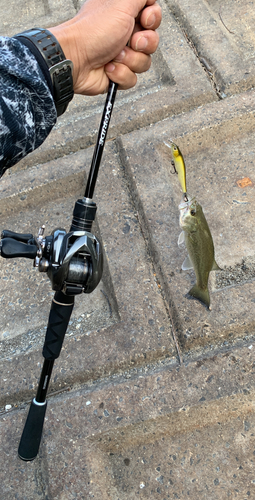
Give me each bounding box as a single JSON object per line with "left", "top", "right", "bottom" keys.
{"left": 14, "top": 28, "right": 74, "bottom": 117}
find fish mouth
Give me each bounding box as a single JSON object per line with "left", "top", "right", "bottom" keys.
{"left": 179, "top": 194, "right": 196, "bottom": 228}
{"left": 178, "top": 193, "right": 195, "bottom": 210}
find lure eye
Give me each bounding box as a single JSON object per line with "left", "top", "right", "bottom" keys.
{"left": 190, "top": 209, "right": 196, "bottom": 216}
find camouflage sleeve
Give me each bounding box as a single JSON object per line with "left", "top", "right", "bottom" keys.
{"left": 0, "top": 36, "right": 57, "bottom": 178}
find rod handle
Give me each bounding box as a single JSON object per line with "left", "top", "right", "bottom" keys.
{"left": 43, "top": 291, "right": 74, "bottom": 360}
{"left": 18, "top": 399, "right": 47, "bottom": 461}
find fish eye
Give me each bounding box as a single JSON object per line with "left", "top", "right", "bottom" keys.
{"left": 190, "top": 209, "right": 196, "bottom": 216}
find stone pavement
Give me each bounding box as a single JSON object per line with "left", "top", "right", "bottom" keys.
{"left": 0, "top": 0, "right": 255, "bottom": 498}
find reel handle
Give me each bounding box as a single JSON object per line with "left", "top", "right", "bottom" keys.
{"left": 1, "top": 230, "right": 34, "bottom": 242}
{"left": 0, "top": 238, "right": 37, "bottom": 259}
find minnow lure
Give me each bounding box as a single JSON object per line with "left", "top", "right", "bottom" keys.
{"left": 164, "top": 141, "right": 188, "bottom": 201}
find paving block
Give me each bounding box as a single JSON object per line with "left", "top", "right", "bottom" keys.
{"left": 1, "top": 342, "right": 255, "bottom": 499}
{"left": 119, "top": 89, "right": 255, "bottom": 357}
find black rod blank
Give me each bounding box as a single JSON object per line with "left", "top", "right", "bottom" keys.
{"left": 85, "top": 81, "right": 118, "bottom": 199}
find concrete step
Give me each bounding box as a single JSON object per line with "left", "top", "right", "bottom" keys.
{"left": 1, "top": 0, "right": 255, "bottom": 498}
{"left": 1, "top": 342, "right": 255, "bottom": 499}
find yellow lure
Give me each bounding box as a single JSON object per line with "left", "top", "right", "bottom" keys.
{"left": 165, "top": 141, "right": 187, "bottom": 197}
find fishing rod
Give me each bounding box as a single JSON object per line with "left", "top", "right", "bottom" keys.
{"left": 0, "top": 80, "right": 118, "bottom": 461}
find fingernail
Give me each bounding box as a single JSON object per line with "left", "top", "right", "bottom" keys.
{"left": 105, "top": 63, "right": 115, "bottom": 73}
{"left": 136, "top": 36, "right": 148, "bottom": 51}
{"left": 114, "top": 50, "right": 125, "bottom": 62}
{"left": 146, "top": 13, "right": 156, "bottom": 27}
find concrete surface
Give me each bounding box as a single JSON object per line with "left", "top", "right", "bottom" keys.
{"left": 0, "top": 0, "right": 255, "bottom": 499}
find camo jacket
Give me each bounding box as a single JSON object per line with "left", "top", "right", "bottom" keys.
{"left": 0, "top": 36, "right": 57, "bottom": 178}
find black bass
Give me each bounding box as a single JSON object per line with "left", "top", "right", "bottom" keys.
{"left": 164, "top": 141, "right": 187, "bottom": 199}
{"left": 178, "top": 195, "right": 220, "bottom": 308}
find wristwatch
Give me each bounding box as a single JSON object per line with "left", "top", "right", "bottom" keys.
{"left": 14, "top": 28, "right": 74, "bottom": 117}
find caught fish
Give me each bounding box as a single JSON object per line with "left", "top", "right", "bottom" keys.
{"left": 164, "top": 141, "right": 187, "bottom": 199}
{"left": 178, "top": 194, "right": 220, "bottom": 308}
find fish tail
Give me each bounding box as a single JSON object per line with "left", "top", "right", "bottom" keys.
{"left": 188, "top": 285, "right": 210, "bottom": 308}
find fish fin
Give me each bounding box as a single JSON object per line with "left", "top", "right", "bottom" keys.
{"left": 189, "top": 285, "right": 210, "bottom": 308}
{"left": 178, "top": 231, "right": 185, "bottom": 247}
{"left": 212, "top": 259, "right": 221, "bottom": 271}
{"left": 182, "top": 255, "right": 193, "bottom": 271}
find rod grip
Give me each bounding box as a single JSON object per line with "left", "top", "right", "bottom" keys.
{"left": 18, "top": 399, "right": 47, "bottom": 461}
{"left": 42, "top": 291, "right": 74, "bottom": 360}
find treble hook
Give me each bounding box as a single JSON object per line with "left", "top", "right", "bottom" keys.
{"left": 171, "top": 160, "right": 177, "bottom": 174}
{"left": 164, "top": 141, "right": 177, "bottom": 175}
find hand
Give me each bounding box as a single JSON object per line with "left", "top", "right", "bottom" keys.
{"left": 49, "top": 0, "right": 161, "bottom": 96}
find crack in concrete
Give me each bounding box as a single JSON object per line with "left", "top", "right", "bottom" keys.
{"left": 35, "top": 448, "right": 51, "bottom": 499}
{"left": 167, "top": 1, "right": 225, "bottom": 100}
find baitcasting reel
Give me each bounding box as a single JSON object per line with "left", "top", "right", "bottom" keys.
{"left": 0, "top": 197, "right": 103, "bottom": 295}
